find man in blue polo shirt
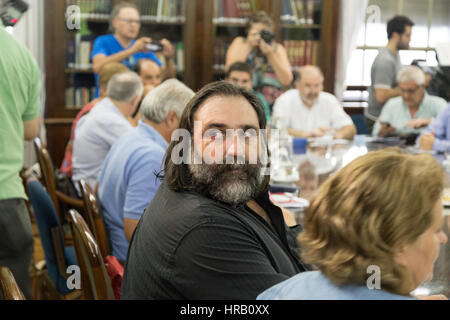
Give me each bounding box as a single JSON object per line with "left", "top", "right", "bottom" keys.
{"left": 98, "top": 79, "right": 194, "bottom": 263}
{"left": 91, "top": 2, "right": 176, "bottom": 97}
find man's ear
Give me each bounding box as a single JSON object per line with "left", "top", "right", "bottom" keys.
{"left": 165, "top": 111, "right": 178, "bottom": 127}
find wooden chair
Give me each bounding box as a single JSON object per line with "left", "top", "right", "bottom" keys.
{"left": 67, "top": 209, "right": 115, "bottom": 300}
{"left": 0, "top": 267, "right": 25, "bottom": 300}
{"left": 33, "top": 137, "right": 83, "bottom": 229}
{"left": 78, "top": 179, "right": 111, "bottom": 259}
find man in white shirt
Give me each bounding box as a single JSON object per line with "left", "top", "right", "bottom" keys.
{"left": 72, "top": 71, "right": 143, "bottom": 188}
{"left": 272, "top": 65, "right": 356, "bottom": 140}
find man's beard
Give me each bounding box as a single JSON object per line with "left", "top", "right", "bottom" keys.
{"left": 302, "top": 93, "right": 319, "bottom": 105}
{"left": 189, "top": 155, "right": 264, "bottom": 207}
{"left": 397, "top": 41, "right": 409, "bottom": 50}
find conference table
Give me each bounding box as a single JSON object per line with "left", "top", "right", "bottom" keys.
{"left": 270, "top": 135, "right": 450, "bottom": 298}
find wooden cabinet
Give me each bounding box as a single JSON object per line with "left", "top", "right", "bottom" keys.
{"left": 44, "top": 0, "right": 339, "bottom": 165}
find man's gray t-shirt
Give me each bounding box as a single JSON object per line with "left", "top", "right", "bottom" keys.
{"left": 367, "top": 47, "right": 402, "bottom": 118}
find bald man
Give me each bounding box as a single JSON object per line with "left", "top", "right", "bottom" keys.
{"left": 273, "top": 65, "right": 356, "bottom": 140}
{"left": 135, "top": 58, "right": 162, "bottom": 87}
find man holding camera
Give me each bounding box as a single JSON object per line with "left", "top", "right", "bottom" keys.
{"left": 91, "top": 2, "right": 175, "bottom": 97}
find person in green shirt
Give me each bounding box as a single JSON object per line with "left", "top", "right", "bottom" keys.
{"left": 0, "top": 22, "right": 41, "bottom": 299}
{"left": 225, "top": 61, "right": 272, "bottom": 122}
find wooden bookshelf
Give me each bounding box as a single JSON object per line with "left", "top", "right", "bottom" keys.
{"left": 44, "top": 0, "right": 339, "bottom": 165}
{"left": 210, "top": 0, "right": 339, "bottom": 94}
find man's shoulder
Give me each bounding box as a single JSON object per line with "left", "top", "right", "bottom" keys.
{"left": 93, "top": 34, "right": 114, "bottom": 44}
{"left": 384, "top": 96, "right": 403, "bottom": 108}
{"left": 276, "top": 89, "right": 299, "bottom": 104}
{"left": 424, "top": 94, "right": 448, "bottom": 106}
{"left": 318, "top": 92, "right": 340, "bottom": 103}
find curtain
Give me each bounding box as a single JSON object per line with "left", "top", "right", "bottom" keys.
{"left": 334, "top": 0, "right": 368, "bottom": 101}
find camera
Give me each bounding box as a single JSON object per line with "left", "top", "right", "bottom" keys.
{"left": 260, "top": 30, "right": 274, "bottom": 44}
{"left": 0, "top": 0, "right": 29, "bottom": 27}
{"left": 146, "top": 42, "right": 163, "bottom": 52}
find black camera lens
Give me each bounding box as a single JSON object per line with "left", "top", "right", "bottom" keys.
{"left": 259, "top": 30, "right": 274, "bottom": 44}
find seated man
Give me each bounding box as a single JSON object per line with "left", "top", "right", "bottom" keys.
{"left": 272, "top": 65, "right": 356, "bottom": 140}
{"left": 373, "top": 66, "right": 447, "bottom": 137}
{"left": 225, "top": 61, "right": 271, "bottom": 121}
{"left": 72, "top": 72, "right": 143, "bottom": 189}
{"left": 135, "top": 58, "right": 162, "bottom": 88}
{"left": 121, "top": 81, "right": 310, "bottom": 300}
{"left": 60, "top": 62, "right": 129, "bottom": 177}
{"left": 417, "top": 102, "right": 450, "bottom": 153}
{"left": 98, "top": 79, "right": 194, "bottom": 263}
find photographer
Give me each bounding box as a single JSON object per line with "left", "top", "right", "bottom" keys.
{"left": 0, "top": 0, "right": 40, "bottom": 299}
{"left": 225, "top": 11, "right": 292, "bottom": 111}
{"left": 91, "top": 2, "right": 175, "bottom": 97}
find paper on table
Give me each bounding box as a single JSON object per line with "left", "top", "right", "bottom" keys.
{"left": 270, "top": 193, "right": 309, "bottom": 208}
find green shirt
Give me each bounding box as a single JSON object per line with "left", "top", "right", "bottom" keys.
{"left": 372, "top": 93, "right": 447, "bottom": 137}
{"left": 0, "top": 25, "right": 41, "bottom": 200}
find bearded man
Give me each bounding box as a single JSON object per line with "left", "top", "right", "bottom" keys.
{"left": 121, "top": 81, "right": 310, "bottom": 299}
{"left": 272, "top": 65, "right": 356, "bottom": 140}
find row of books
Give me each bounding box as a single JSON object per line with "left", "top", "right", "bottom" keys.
{"left": 213, "top": 39, "right": 319, "bottom": 72}
{"left": 67, "top": 34, "right": 93, "bottom": 69}
{"left": 213, "top": 41, "right": 231, "bottom": 71}
{"left": 137, "top": 0, "right": 185, "bottom": 19}
{"left": 215, "top": 0, "right": 260, "bottom": 19}
{"left": 66, "top": 0, "right": 112, "bottom": 14}
{"left": 284, "top": 40, "right": 319, "bottom": 67}
{"left": 65, "top": 0, "right": 185, "bottom": 20}
{"left": 281, "top": 0, "right": 320, "bottom": 25}
{"left": 65, "top": 87, "right": 96, "bottom": 109}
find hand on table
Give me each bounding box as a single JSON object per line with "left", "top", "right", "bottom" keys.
{"left": 418, "top": 132, "right": 435, "bottom": 151}
{"left": 378, "top": 122, "right": 397, "bottom": 137}
{"left": 406, "top": 118, "right": 430, "bottom": 129}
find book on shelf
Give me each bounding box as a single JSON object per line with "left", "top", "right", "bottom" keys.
{"left": 284, "top": 40, "right": 319, "bottom": 68}
{"left": 138, "top": 0, "right": 185, "bottom": 21}
{"left": 216, "top": 0, "right": 255, "bottom": 21}
{"left": 213, "top": 40, "right": 228, "bottom": 72}
{"left": 65, "top": 86, "right": 96, "bottom": 109}
{"left": 176, "top": 42, "right": 184, "bottom": 72}
{"left": 282, "top": 0, "right": 320, "bottom": 25}
{"left": 305, "top": 0, "right": 315, "bottom": 25}
{"left": 66, "top": 0, "right": 112, "bottom": 16}
{"left": 67, "top": 33, "right": 94, "bottom": 70}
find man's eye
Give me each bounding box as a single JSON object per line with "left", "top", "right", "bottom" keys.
{"left": 205, "top": 130, "right": 223, "bottom": 140}
{"left": 240, "top": 130, "right": 257, "bottom": 139}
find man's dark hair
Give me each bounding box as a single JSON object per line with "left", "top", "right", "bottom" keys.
{"left": 387, "top": 15, "right": 414, "bottom": 39}
{"left": 225, "top": 62, "right": 253, "bottom": 79}
{"left": 161, "top": 81, "right": 270, "bottom": 193}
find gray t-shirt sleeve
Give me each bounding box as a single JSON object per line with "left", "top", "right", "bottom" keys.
{"left": 372, "top": 57, "right": 397, "bottom": 89}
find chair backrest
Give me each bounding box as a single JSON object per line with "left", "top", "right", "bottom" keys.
{"left": 78, "top": 179, "right": 111, "bottom": 258}
{"left": 67, "top": 209, "right": 115, "bottom": 300}
{"left": 33, "top": 137, "right": 62, "bottom": 222}
{"left": 351, "top": 114, "right": 370, "bottom": 135}
{"left": 27, "top": 179, "right": 73, "bottom": 295}
{"left": 0, "top": 267, "right": 25, "bottom": 300}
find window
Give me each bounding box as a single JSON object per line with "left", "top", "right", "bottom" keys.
{"left": 345, "top": 0, "right": 450, "bottom": 88}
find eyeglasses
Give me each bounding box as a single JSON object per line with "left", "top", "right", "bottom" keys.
{"left": 399, "top": 85, "right": 421, "bottom": 95}
{"left": 116, "top": 17, "right": 141, "bottom": 25}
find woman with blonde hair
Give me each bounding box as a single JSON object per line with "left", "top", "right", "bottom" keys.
{"left": 258, "top": 148, "right": 448, "bottom": 300}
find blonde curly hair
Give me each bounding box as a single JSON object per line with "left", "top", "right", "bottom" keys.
{"left": 299, "top": 147, "right": 444, "bottom": 295}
